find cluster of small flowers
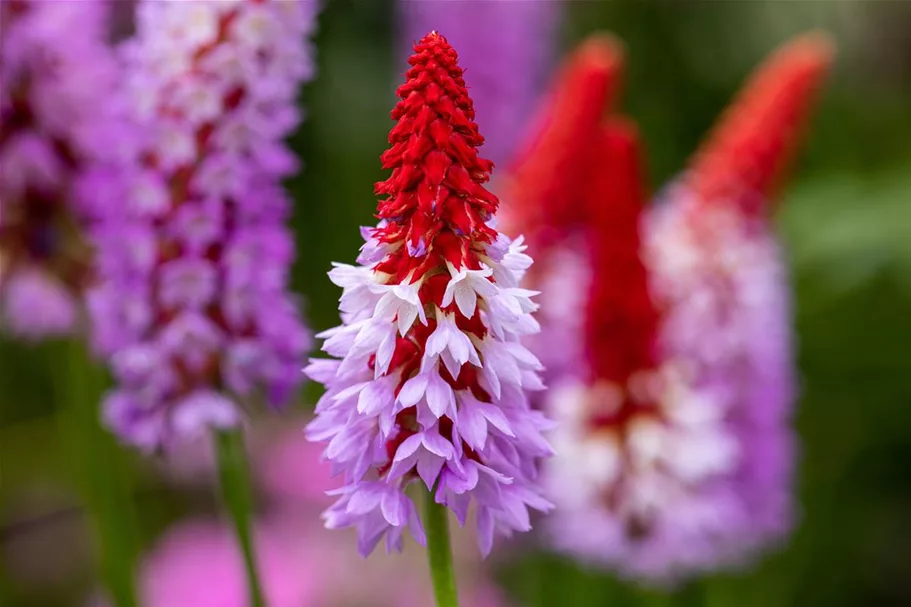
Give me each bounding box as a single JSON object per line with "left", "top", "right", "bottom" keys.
{"left": 306, "top": 32, "right": 553, "bottom": 557}
{"left": 0, "top": 0, "right": 121, "bottom": 339}
{"left": 511, "top": 33, "right": 830, "bottom": 581}
{"left": 649, "top": 188, "right": 795, "bottom": 562}
{"left": 546, "top": 188, "right": 795, "bottom": 579}
{"left": 90, "top": 0, "right": 318, "bottom": 450}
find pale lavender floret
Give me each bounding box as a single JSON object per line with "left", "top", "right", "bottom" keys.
{"left": 171, "top": 391, "right": 242, "bottom": 438}
{"left": 398, "top": 0, "right": 563, "bottom": 168}
{"left": 1, "top": 270, "right": 78, "bottom": 339}
{"left": 169, "top": 198, "right": 225, "bottom": 254}
{"left": 158, "top": 258, "right": 220, "bottom": 311}
{"left": 91, "top": 0, "right": 319, "bottom": 450}
{"left": 539, "top": 184, "right": 796, "bottom": 581}
{"left": 306, "top": 229, "right": 553, "bottom": 557}
{"left": 324, "top": 482, "right": 427, "bottom": 555}
{"left": 0, "top": 133, "right": 63, "bottom": 200}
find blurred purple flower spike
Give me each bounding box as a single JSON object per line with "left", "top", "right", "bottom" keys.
{"left": 91, "top": 0, "right": 319, "bottom": 450}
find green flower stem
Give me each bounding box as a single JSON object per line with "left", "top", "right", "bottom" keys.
{"left": 534, "top": 552, "right": 563, "bottom": 607}
{"left": 55, "top": 339, "right": 137, "bottom": 607}
{"left": 638, "top": 589, "right": 675, "bottom": 607}
{"left": 676, "top": 579, "right": 707, "bottom": 607}
{"left": 214, "top": 428, "right": 266, "bottom": 607}
{"left": 424, "top": 490, "right": 459, "bottom": 607}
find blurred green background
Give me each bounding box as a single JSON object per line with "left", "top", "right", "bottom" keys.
{"left": 2, "top": 1, "right": 910, "bottom": 605}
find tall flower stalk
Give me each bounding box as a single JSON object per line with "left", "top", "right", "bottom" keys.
{"left": 508, "top": 32, "right": 833, "bottom": 581}
{"left": 305, "top": 32, "right": 553, "bottom": 605}
{"left": 398, "top": 1, "right": 563, "bottom": 169}
{"left": 91, "top": 1, "right": 319, "bottom": 602}
{"left": 0, "top": 2, "right": 139, "bottom": 605}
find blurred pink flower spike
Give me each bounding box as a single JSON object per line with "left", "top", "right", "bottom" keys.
{"left": 135, "top": 520, "right": 318, "bottom": 607}
{"left": 506, "top": 33, "right": 834, "bottom": 582}
{"left": 90, "top": 514, "right": 516, "bottom": 607}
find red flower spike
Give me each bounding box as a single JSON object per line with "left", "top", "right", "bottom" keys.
{"left": 373, "top": 31, "right": 499, "bottom": 282}
{"left": 504, "top": 33, "right": 625, "bottom": 248}
{"left": 583, "top": 118, "right": 660, "bottom": 386}
{"left": 685, "top": 32, "right": 835, "bottom": 212}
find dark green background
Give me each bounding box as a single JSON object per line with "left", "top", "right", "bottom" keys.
{"left": 2, "top": 1, "right": 910, "bottom": 605}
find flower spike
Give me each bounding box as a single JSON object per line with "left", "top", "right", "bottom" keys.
{"left": 91, "top": 0, "right": 318, "bottom": 450}
{"left": 541, "top": 112, "right": 801, "bottom": 580}
{"left": 684, "top": 32, "right": 835, "bottom": 212}
{"left": 307, "top": 32, "right": 553, "bottom": 559}
{"left": 504, "top": 34, "right": 626, "bottom": 248}
{"left": 523, "top": 33, "right": 833, "bottom": 581}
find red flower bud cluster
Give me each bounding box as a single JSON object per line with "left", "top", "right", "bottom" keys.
{"left": 373, "top": 32, "right": 500, "bottom": 283}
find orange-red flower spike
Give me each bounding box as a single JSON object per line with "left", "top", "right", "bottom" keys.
{"left": 504, "top": 34, "right": 625, "bottom": 248}
{"left": 685, "top": 32, "right": 834, "bottom": 213}
{"left": 584, "top": 118, "right": 659, "bottom": 387}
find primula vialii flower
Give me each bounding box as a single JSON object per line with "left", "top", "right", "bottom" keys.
{"left": 91, "top": 0, "right": 317, "bottom": 450}
{"left": 0, "top": 0, "right": 120, "bottom": 339}
{"left": 306, "top": 32, "right": 553, "bottom": 557}
{"left": 398, "top": 0, "right": 563, "bottom": 169}
{"left": 510, "top": 33, "right": 833, "bottom": 580}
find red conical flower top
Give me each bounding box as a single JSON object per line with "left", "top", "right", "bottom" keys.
{"left": 685, "top": 32, "right": 834, "bottom": 212}
{"left": 505, "top": 34, "right": 625, "bottom": 248}
{"left": 583, "top": 118, "right": 659, "bottom": 388}
{"left": 374, "top": 31, "right": 500, "bottom": 283}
